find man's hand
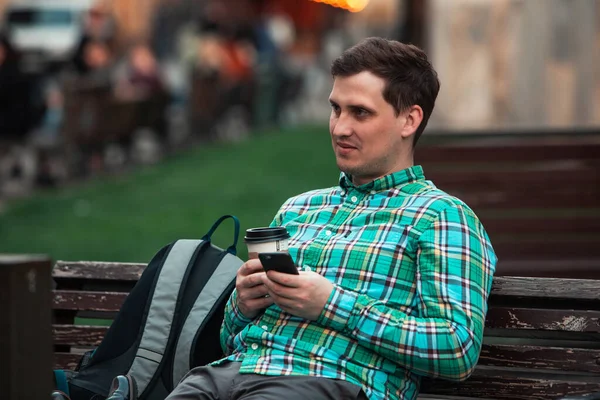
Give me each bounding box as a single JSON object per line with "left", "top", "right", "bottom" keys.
{"left": 235, "top": 259, "right": 273, "bottom": 319}
{"left": 262, "top": 270, "right": 334, "bottom": 321}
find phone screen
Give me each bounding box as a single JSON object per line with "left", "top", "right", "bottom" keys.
{"left": 258, "top": 252, "right": 299, "bottom": 275}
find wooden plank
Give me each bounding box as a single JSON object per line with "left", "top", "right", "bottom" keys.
{"left": 52, "top": 325, "right": 109, "bottom": 347}
{"left": 481, "top": 216, "right": 600, "bottom": 235}
{"left": 479, "top": 344, "right": 600, "bottom": 373}
{"left": 491, "top": 276, "right": 600, "bottom": 300}
{"left": 54, "top": 352, "right": 82, "bottom": 371}
{"left": 428, "top": 168, "right": 598, "bottom": 187}
{"left": 428, "top": 169, "right": 600, "bottom": 209}
{"left": 495, "top": 259, "right": 600, "bottom": 279}
{"left": 418, "top": 140, "right": 600, "bottom": 162}
{"left": 491, "top": 239, "right": 600, "bottom": 260}
{"left": 455, "top": 190, "right": 599, "bottom": 209}
{"left": 485, "top": 308, "right": 600, "bottom": 332}
{"left": 53, "top": 290, "right": 128, "bottom": 312}
{"left": 53, "top": 261, "right": 146, "bottom": 281}
{"left": 421, "top": 374, "right": 600, "bottom": 400}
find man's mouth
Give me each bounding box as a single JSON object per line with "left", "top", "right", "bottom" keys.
{"left": 337, "top": 142, "right": 357, "bottom": 150}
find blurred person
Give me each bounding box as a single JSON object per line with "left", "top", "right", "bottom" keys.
{"left": 166, "top": 38, "right": 497, "bottom": 400}
{"left": 71, "top": 0, "right": 118, "bottom": 75}
{"left": 0, "top": 34, "right": 35, "bottom": 140}
{"left": 114, "top": 41, "right": 171, "bottom": 147}
{"left": 77, "top": 39, "right": 116, "bottom": 88}
{"left": 115, "top": 42, "right": 166, "bottom": 101}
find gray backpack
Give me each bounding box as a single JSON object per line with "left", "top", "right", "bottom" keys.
{"left": 59, "top": 215, "right": 242, "bottom": 400}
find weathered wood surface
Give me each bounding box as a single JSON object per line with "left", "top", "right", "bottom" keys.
{"left": 53, "top": 261, "right": 146, "bottom": 281}
{"left": 491, "top": 277, "right": 600, "bottom": 300}
{"left": 52, "top": 325, "right": 109, "bottom": 346}
{"left": 429, "top": 169, "right": 598, "bottom": 188}
{"left": 53, "top": 290, "right": 128, "bottom": 312}
{"left": 490, "top": 240, "right": 600, "bottom": 260}
{"left": 485, "top": 308, "right": 600, "bottom": 332}
{"left": 54, "top": 352, "right": 82, "bottom": 371}
{"left": 421, "top": 373, "right": 600, "bottom": 400}
{"left": 449, "top": 190, "right": 598, "bottom": 210}
{"left": 480, "top": 216, "right": 600, "bottom": 235}
{"left": 495, "top": 259, "right": 600, "bottom": 279}
{"left": 482, "top": 216, "right": 600, "bottom": 235}
{"left": 417, "top": 137, "right": 600, "bottom": 164}
{"left": 479, "top": 344, "right": 600, "bottom": 373}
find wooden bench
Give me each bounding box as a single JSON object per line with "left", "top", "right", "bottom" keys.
{"left": 417, "top": 132, "right": 600, "bottom": 279}
{"left": 52, "top": 260, "right": 600, "bottom": 399}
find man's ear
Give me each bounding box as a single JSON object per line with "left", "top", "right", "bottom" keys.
{"left": 399, "top": 105, "right": 424, "bottom": 139}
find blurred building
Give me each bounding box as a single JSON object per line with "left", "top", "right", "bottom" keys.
{"left": 429, "top": 0, "right": 600, "bottom": 130}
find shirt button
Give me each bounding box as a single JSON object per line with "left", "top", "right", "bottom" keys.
{"left": 370, "top": 190, "right": 376, "bottom": 195}
{"left": 351, "top": 196, "right": 358, "bottom": 202}
{"left": 341, "top": 190, "right": 346, "bottom": 196}
{"left": 251, "top": 343, "right": 259, "bottom": 350}
{"left": 261, "top": 325, "right": 269, "bottom": 331}
{"left": 303, "top": 265, "right": 312, "bottom": 272}
{"left": 325, "top": 230, "right": 332, "bottom": 236}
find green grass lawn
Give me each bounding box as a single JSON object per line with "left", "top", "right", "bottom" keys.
{"left": 0, "top": 125, "right": 339, "bottom": 263}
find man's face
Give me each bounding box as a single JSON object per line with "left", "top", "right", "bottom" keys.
{"left": 329, "top": 71, "right": 411, "bottom": 186}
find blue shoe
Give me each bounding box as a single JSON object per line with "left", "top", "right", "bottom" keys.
{"left": 51, "top": 390, "right": 71, "bottom": 400}
{"left": 107, "top": 375, "right": 138, "bottom": 400}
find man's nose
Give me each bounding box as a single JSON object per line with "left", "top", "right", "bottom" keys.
{"left": 331, "top": 114, "right": 353, "bottom": 138}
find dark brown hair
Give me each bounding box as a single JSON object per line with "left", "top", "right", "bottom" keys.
{"left": 331, "top": 37, "right": 440, "bottom": 145}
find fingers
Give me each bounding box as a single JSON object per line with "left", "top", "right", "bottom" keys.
{"left": 243, "top": 296, "right": 274, "bottom": 312}
{"left": 238, "top": 259, "right": 264, "bottom": 277}
{"left": 238, "top": 282, "right": 269, "bottom": 301}
{"left": 265, "top": 270, "right": 301, "bottom": 288}
{"left": 263, "top": 276, "right": 296, "bottom": 300}
{"left": 238, "top": 271, "right": 267, "bottom": 290}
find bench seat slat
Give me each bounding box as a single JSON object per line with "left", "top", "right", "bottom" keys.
{"left": 54, "top": 353, "right": 82, "bottom": 371}
{"left": 481, "top": 216, "right": 600, "bottom": 236}
{"left": 495, "top": 259, "right": 600, "bottom": 279}
{"left": 53, "top": 290, "right": 128, "bottom": 312}
{"left": 417, "top": 140, "right": 600, "bottom": 164}
{"left": 448, "top": 190, "right": 599, "bottom": 210}
{"left": 491, "top": 239, "right": 600, "bottom": 260}
{"left": 53, "top": 261, "right": 146, "bottom": 281}
{"left": 491, "top": 277, "right": 600, "bottom": 300}
{"left": 428, "top": 169, "right": 598, "bottom": 186}
{"left": 421, "top": 373, "right": 600, "bottom": 400}
{"left": 53, "top": 325, "right": 109, "bottom": 346}
{"left": 479, "top": 344, "right": 600, "bottom": 373}
{"left": 485, "top": 307, "right": 600, "bottom": 332}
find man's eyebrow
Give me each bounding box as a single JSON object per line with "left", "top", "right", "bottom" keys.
{"left": 348, "top": 104, "right": 376, "bottom": 113}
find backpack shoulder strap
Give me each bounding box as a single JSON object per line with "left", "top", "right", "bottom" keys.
{"left": 128, "top": 239, "right": 206, "bottom": 397}
{"left": 172, "top": 249, "right": 242, "bottom": 386}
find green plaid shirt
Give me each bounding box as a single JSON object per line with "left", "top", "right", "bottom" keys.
{"left": 218, "top": 165, "right": 497, "bottom": 400}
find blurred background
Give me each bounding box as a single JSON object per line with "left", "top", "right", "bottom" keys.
{"left": 0, "top": 0, "right": 599, "bottom": 278}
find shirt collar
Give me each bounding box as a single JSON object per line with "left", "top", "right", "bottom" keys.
{"left": 338, "top": 165, "right": 425, "bottom": 193}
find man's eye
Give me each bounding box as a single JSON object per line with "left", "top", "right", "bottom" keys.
{"left": 331, "top": 104, "right": 341, "bottom": 113}
{"left": 354, "top": 108, "right": 369, "bottom": 118}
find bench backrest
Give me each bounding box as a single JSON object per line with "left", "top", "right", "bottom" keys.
{"left": 417, "top": 134, "right": 600, "bottom": 279}
{"left": 52, "top": 261, "right": 600, "bottom": 399}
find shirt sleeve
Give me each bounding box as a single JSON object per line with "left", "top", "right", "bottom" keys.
{"left": 220, "top": 289, "right": 254, "bottom": 355}
{"left": 316, "top": 204, "right": 497, "bottom": 381}
{"left": 220, "top": 200, "right": 290, "bottom": 354}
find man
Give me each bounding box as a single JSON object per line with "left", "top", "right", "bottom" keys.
{"left": 167, "top": 37, "right": 497, "bottom": 400}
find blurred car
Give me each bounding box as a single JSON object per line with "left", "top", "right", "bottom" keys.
{"left": 1, "top": 0, "right": 94, "bottom": 73}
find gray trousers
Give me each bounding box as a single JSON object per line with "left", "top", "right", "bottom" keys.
{"left": 166, "top": 361, "right": 368, "bottom": 400}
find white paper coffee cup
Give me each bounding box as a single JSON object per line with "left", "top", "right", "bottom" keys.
{"left": 245, "top": 227, "right": 290, "bottom": 259}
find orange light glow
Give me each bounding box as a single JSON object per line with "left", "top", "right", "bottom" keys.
{"left": 310, "top": 0, "right": 370, "bottom": 13}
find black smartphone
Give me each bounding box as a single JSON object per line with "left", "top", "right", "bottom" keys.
{"left": 258, "top": 252, "right": 299, "bottom": 275}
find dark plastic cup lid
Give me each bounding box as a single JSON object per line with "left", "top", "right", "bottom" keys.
{"left": 244, "top": 227, "right": 290, "bottom": 244}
